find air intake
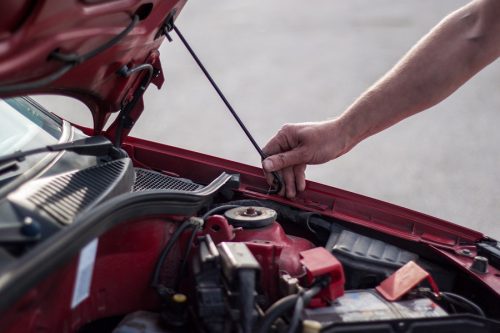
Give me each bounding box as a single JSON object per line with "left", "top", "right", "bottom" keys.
{"left": 10, "top": 158, "right": 134, "bottom": 225}
{"left": 133, "top": 168, "right": 203, "bottom": 192}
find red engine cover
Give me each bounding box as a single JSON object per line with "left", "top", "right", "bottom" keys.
{"left": 300, "top": 247, "right": 345, "bottom": 307}
{"left": 202, "top": 214, "right": 314, "bottom": 300}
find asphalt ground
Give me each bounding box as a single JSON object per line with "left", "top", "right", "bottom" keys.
{"left": 34, "top": 0, "right": 500, "bottom": 238}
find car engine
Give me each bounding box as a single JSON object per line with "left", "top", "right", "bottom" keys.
{"left": 1, "top": 159, "right": 498, "bottom": 333}
{"left": 103, "top": 196, "right": 472, "bottom": 333}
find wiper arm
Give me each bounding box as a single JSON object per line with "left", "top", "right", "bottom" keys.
{"left": 0, "top": 136, "right": 121, "bottom": 166}
{"left": 0, "top": 160, "right": 19, "bottom": 175}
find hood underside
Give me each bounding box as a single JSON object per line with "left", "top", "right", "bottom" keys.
{"left": 0, "top": 0, "right": 186, "bottom": 135}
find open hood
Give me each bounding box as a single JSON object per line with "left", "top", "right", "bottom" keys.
{"left": 0, "top": 0, "right": 186, "bottom": 135}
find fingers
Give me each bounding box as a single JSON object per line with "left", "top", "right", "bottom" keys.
{"left": 264, "top": 171, "right": 275, "bottom": 188}
{"left": 262, "top": 135, "right": 284, "bottom": 157}
{"left": 282, "top": 167, "right": 296, "bottom": 198}
{"left": 262, "top": 124, "right": 295, "bottom": 156}
{"left": 261, "top": 123, "right": 311, "bottom": 198}
{"left": 262, "top": 148, "right": 306, "bottom": 173}
{"left": 294, "top": 164, "right": 307, "bottom": 192}
{"left": 262, "top": 164, "right": 307, "bottom": 198}
{"left": 282, "top": 164, "right": 308, "bottom": 198}
{"left": 262, "top": 123, "right": 303, "bottom": 172}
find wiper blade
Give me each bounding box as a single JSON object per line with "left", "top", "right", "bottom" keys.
{"left": 0, "top": 136, "right": 118, "bottom": 166}
{"left": 0, "top": 160, "right": 19, "bottom": 175}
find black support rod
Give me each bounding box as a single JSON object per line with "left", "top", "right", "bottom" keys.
{"left": 172, "top": 25, "right": 282, "bottom": 194}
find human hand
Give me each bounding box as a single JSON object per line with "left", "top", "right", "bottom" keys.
{"left": 262, "top": 120, "right": 350, "bottom": 198}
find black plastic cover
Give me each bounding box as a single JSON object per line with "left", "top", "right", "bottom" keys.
{"left": 194, "top": 235, "right": 226, "bottom": 332}
{"left": 477, "top": 242, "right": 500, "bottom": 269}
{"left": 133, "top": 168, "right": 203, "bottom": 192}
{"left": 327, "top": 229, "right": 454, "bottom": 290}
{"left": 8, "top": 158, "right": 134, "bottom": 225}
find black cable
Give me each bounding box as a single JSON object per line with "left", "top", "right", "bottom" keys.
{"left": 114, "top": 63, "right": 155, "bottom": 147}
{"left": 441, "top": 292, "right": 485, "bottom": 317}
{"left": 0, "top": 64, "right": 73, "bottom": 93}
{"left": 172, "top": 24, "right": 283, "bottom": 194}
{"left": 0, "top": 15, "right": 139, "bottom": 94}
{"left": 258, "top": 294, "right": 298, "bottom": 333}
{"left": 201, "top": 204, "right": 240, "bottom": 220}
{"left": 118, "top": 63, "right": 154, "bottom": 79}
{"left": 257, "top": 279, "right": 327, "bottom": 333}
{"left": 449, "top": 301, "right": 457, "bottom": 314}
{"left": 304, "top": 212, "right": 320, "bottom": 236}
{"left": 287, "top": 291, "right": 305, "bottom": 333}
{"left": 151, "top": 219, "right": 199, "bottom": 290}
{"left": 51, "top": 15, "right": 139, "bottom": 64}
{"left": 172, "top": 25, "right": 264, "bottom": 159}
{"left": 174, "top": 224, "right": 200, "bottom": 290}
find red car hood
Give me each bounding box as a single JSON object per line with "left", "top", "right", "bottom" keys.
{"left": 0, "top": 0, "right": 186, "bottom": 135}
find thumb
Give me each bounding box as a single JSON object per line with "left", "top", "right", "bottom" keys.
{"left": 262, "top": 149, "right": 306, "bottom": 172}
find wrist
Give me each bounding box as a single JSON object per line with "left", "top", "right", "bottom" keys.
{"left": 321, "top": 118, "right": 358, "bottom": 159}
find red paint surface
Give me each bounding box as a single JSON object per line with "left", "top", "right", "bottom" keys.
{"left": 0, "top": 0, "right": 498, "bottom": 328}
{"left": 0, "top": 0, "right": 186, "bottom": 134}
{"left": 122, "top": 136, "right": 499, "bottom": 297}
{"left": 300, "top": 247, "right": 345, "bottom": 306}
{"left": 2, "top": 134, "right": 498, "bottom": 332}
{"left": 122, "top": 136, "right": 485, "bottom": 246}
{"left": 0, "top": 218, "right": 176, "bottom": 333}
{"left": 202, "top": 214, "right": 314, "bottom": 301}
{"left": 376, "top": 261, "right": 435, "bottom": 302}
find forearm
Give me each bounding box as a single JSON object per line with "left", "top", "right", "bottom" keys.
{"left": 336, "top": 0, "right": 500, "bottom": 153}
{"left": 262, "top": 0, "right": 499, "bottom": 196}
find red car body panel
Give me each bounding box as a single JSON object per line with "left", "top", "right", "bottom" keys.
{"left": 0, "top": 219, "right": 167, "bottom": 333}
{"left": 123, "top": 136, "right": 485, "bottom": 245}
{"left": 0, "top": 135, "right": 498, "bottom": 333}
{"left": 0, "top": 0, "right": 185, "bottom": 134}
{"left": 0, "top": 1, "right": 499, "bottom": 331}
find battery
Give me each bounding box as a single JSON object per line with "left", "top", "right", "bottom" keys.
{"left": 303, "top": 289, "right": 447, "bottom": 326}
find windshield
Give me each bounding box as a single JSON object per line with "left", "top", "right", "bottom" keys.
{"left": 0, "top": 97, "right": 63, "bottom": 187}
{"left": 0, "top": 98, "right": 62, "bottom": 156}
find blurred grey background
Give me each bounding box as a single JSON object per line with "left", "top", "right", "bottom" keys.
{"left": 34, "top": 0, "right": 500, "bottom": 238}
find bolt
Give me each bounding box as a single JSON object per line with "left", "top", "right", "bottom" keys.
{"left": 245, "top": 207, "right": 257, "bottom": 216}
{"left": 21, "top": 217, "right": 41, "bottom": 237}
{"left": 459, "top": 249, "right": 472, "bottom": 256}
{"left": 470, "top": 256, "right": 489, "bottom": 274}
{"left": 239, "top": 207, "right": 260, "bottom": 217}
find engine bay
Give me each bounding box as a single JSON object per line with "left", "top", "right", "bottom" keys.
{"left": 0, "top": 1, "right": 499, "bottom": 331}
{"left": 115, "top": 199, "right": 486, "bottom": 333}
{"left": 1, "top": 147, "right": 499, "bottom": 333}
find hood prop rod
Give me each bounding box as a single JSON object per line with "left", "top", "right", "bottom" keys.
{"left": 171, "top": 24, "right": 282, "bottom": 194}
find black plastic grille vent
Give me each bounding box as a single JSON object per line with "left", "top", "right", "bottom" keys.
{"left": 331, "top": 230, "right": 417, "bottom": 266}
{"left": 133, "top": 168, "right": 203, "bottom": 192}
{"left": 26, "top": 160, "right": 128, "bottom": 225}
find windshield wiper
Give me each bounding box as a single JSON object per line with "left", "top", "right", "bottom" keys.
{"left": 0, "top": 136, "right": 122, "bottom": 167}
{"left": 0, "top": 161, "right": 19, "bottom": 175}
